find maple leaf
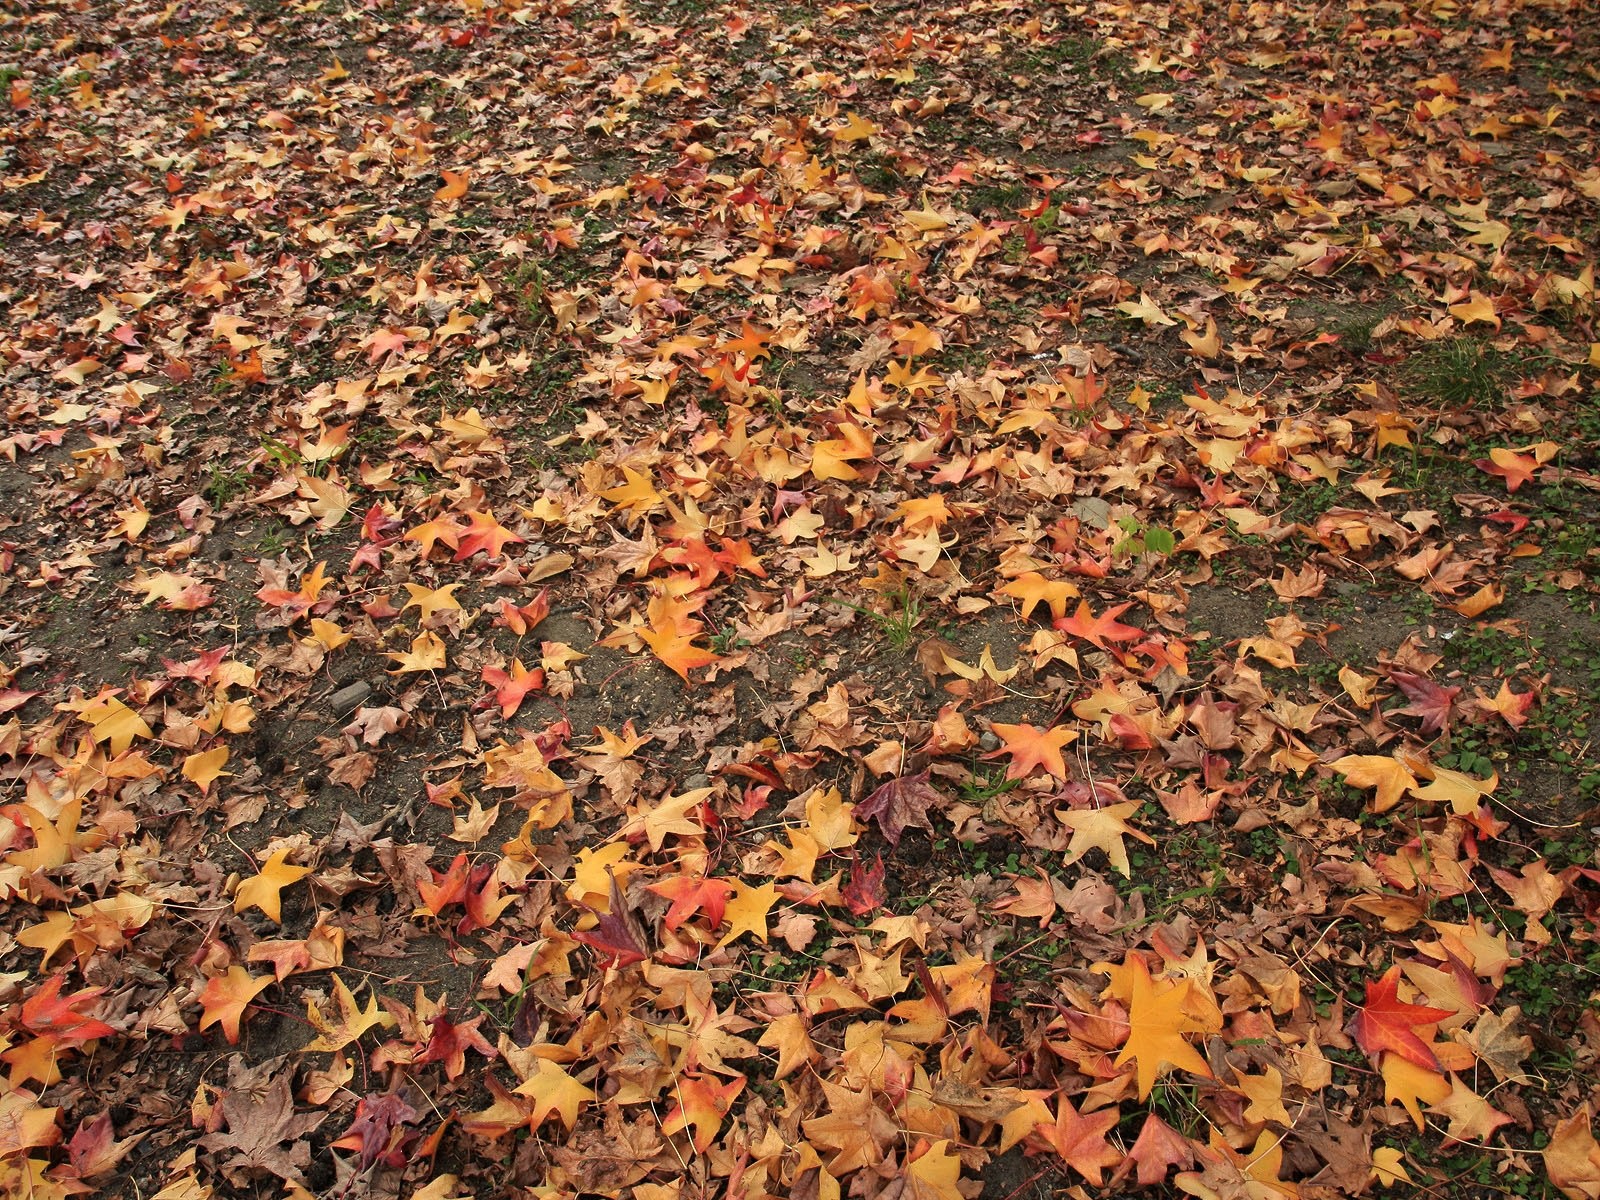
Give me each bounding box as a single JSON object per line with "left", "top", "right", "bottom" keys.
{"left": 1034, "top": 1097, "right": 1121, "bottom": 1184}
{"left": 647, "top": 875, "right": 735, "bottom": 931}
{"left": 435, "top": 169, "right": 470, "bottom": 201}
{"left": 1545, "top": 1104, "right": 1600, "bottom": 1199}
{"left": 255, "top": 560, "right": 331, "bottom": 620}
{"left": 63, "top": 1111, "right": 140, "bottom": 1182}
{"left": 417, "top": 852, "right": 472, "bottom": 917}
{"left": 1389, "top": 669, "right": 1460, "bottom": 733}
{"left": 1473, "top": 442, "right": 1556, "bottom": 491}
{"left": 1411, "top": 765, "right": 1497, "bottom": 817}
{"left": 638, "top": 618, "right": 720, "bottom": 681}
{"left": 1113, "top": 955, "right": 1215, "bottom": 1100}
{"left": 61, "top": 691, "right": 151, "bottom": 756}
{"left": 573, "top": 872, "right": 650, "bottom": 967}
{"left": 1349, "top": 965, "right": 1455, "bottom": 1071}
{"left": 402, "top": 582, "right": 464, "bottom": 623}
{"left": 403, "top": 516, "right": 462, "bottom": 558}
{"left": 660, "top": 1072, "right": 746, "bottom": 1153}
{"left": 198, "top": 1058, "right": 325, "bottom": 1187}
{"left": 802, "top": 1079, "right": 898, "bottom": 1174}
{"left": 842, "top": 852, "right": 887, "bottom": 915}
{"left": 997, "top": 571, "right": 1080, "bottom": 620}
{"left": 481, "top": 658, "right": 544, "bottom": 718}
{"left": 248, "top": 918, "right": 345, "bottom": 982}
{"left": 387, "top": 630, "right": 448, "bottom": 674}
{"left": 1114, "top": 1112, "right": 1195, "bottom": 1187}
{"left": 623, "top": 785, "right": 711, "bottom": 852}
{"left": 1059, "top": 801, "right": 1155, "bottom": 878}
{"left": 454, "top": 508, "right": 524, "bottom": 560}
{"left": 856, "top": 771, "right": 941, "bottom": 846}
{"left": 197, "top": 967, "right": 273, "bottom": 1044}
{"left": 1476, "top": 680, "right": 1535, "bottom": 729}
{"left": 233, "top": 848, "right": 312, "bottom": 924}
{"left": 1330, "top": 754, "right": 1419, "bottom": 814}
{"left": 330, "top": 1091, "right": 419, "bottom": 1170}
{"left": 1117, "top": 290, "right": 1178, "bottom": 326}
{"left": 1176, "top": 1131, "right": 1298, "bottom": 1200}
{"left": 988, "top": 722, "right": 1076, "bottom": 780}
{"left": 756, "top": 1012, "right": 817, "bottom": 1079}
{"left": 181, "top": 745, "right": 231, "bottom": 793}
{"left": 716, "top": 879, "right": 777, "bottom": 949}
{"left": 1053, "top": 600, "right": 1143, "bottom": 649}
{"left": 495, "top": 588, "right": 551, "bottom": 635}
{"left": 417, "top": 1011, "right": 498, "bottom": 1080}
{"left": 1429, "top": 1075, "right": 1512, "bottom": 1144}
{"left": 304, "top": 976, "right": 398, "bottom": 1053}
{"left": 512, "top": 1057, "right": 594, "bottom": 1130}
{"left": 599, "top": 467, "right": 664, "bottom": 514}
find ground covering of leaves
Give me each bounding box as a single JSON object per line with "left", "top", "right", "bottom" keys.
{"left": 2, "top": 0, "right": 1600, "bottom": 1195}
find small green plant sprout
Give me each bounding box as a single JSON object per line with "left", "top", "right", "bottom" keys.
{"left": 1113, "top": 517, "right": 1175, "bottom": 559}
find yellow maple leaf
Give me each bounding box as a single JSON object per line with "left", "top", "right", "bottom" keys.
{"left": 303, "top": 975, "right": 397, "bottom": 1052}
{"left": 1448, "top": 290, "right": 1500, "bottom": 329}
{"left": 234, "top": 848, "right": 312, "bottom": 924}
{"left": 402, "top": 583, "right": 465, "bottom": 624}
{"left": 623, "top": 786, "right": 711, "bottom": 852}
{"left": 182, "top": 746, "right": 231, "bottom": 794}
{"left": 997, "top": 571, "right": 1080, "bottom": 621}
{"left": 757, "top": 1013, "right": 817, "bottom": 1078}
{"left": 834, "top": 111, "right": 878, "bottom": 142}
{"left": 512, "top": 1056, "right": 593, "bottom": 1130}
{"left": 387, "top": 630, "right": 447, "bottom": 674}
{"left": 1370, "top": 1145, "right": 1412, "bottom": 1188}
{"left": 1331, "top": 754, "right": 1419, "bottom": 813}
{"left": 307, "top": 618, "right": 351, "bottom": 650}
{"left": 1117, "top": 291, "right": 1178, "bottom": 327}
{"left": 69, "top": 692, "right": 152, "bottom": 756}
{"left": 1113, "top": 955, "right": 1215, "bottom": 1100}
{"left": 716, "top": 880, "right": 776, "bottom": 949}
{"left": 1411, "top": 766, "right": 1497, "bottom": 816}
{"left": 599, "top": 466, "right": 663, "bottom": 514}
{"left": 1058, "top": 801, "right": 1155, "bottom": 877}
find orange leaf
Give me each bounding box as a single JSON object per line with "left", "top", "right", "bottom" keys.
{"left": 435, "top": 170, "right": 470, "bottom": 201}
{"left": 996, "top": 571, "right": 1080, "bottom": 620}
{"left": 197, "top": 967, "right": 272, "bottom": 1045}
{"left": 1033, "top": 1097, "right": 1121, "bottom": 1184}
{"left": 988, "top": 722, "right": 1076, "bottom": 780}
{"left": 661, "top": 1073, "right": 746, "bottom": 1152}
{"left": 1053, "top": 600, "right": 1143, "bottom": 649}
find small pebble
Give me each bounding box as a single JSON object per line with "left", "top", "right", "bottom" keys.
{"left": 979, "top": 731, "right": 1000, "bottom": 752}
{"left": 683, "top": 773, "right": 713, "bottom": 790}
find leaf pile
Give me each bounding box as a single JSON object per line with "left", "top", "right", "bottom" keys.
{"left": 1, "top": 0, "right": 1599, "bottom": 1196}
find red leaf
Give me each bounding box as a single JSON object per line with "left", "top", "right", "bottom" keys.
{"left": 417, "top": 1012, "right": 498, "bottom": 1080}
{"left": 1113, "top": 1112, "right": 1194, "bottom": 1187}
{"left": 572, "top": 873, "right": 649, "bottom": 968}
{"left": 856, "top": 771, "right": 941, "bottom": 847}
{"left": 842, "top": 854, "right": 886, "bottom": 916}
{"left": 15, "top": 975, "right": 114, "bottom": 1043}
{"left": 1348, "top": 965, "right": 1455, "bottom": 1070}
{"left": 330, "top": 1092, "right": 418, "bottom": 1170}
{"left": 1389, "top": 670, "right": 1460, "bottom": 734}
